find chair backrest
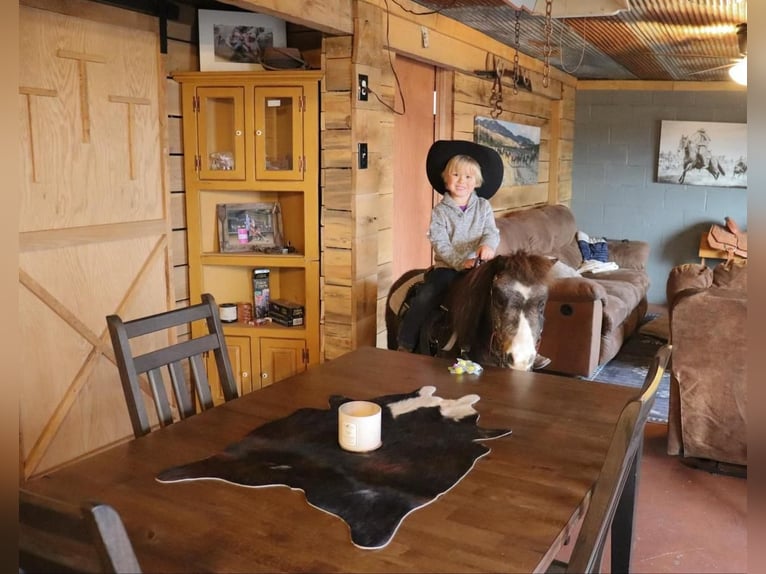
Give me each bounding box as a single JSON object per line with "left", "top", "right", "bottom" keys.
{"left": 566, "top": 344, "right": 672, "bottom": 573}
{"left": 19, "top": 489, "right": 142, "bottom": 573}
{"left": 106, "top": 293, "right": 238, "bottom": 438}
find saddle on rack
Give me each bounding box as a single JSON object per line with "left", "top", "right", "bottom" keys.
{"left": 708, "top": 217, "right": 747, "bottom": 260}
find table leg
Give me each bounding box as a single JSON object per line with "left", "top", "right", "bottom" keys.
{"left": 611, "top": 437, "right": 643, "bottom": 573}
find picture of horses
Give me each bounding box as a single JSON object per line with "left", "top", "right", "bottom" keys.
{"left": 474, "top": 116, "right": 541, "bottom": 187}
{"left": 657, "top": 120, "right": 747, "bottom": 188}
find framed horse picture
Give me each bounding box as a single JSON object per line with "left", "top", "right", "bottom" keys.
{"left": 657, "top": 120, "right": 747, "bottom": 188}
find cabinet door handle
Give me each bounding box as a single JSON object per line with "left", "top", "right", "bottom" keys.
{"left": 262, "top": 372, "right": 269, "bottom": 380}
{"left": 255, "top": 129, "right": 263, "bottom": 136}
{"left": 242, "top": 371, "right": 249, "bottom": 379}
{"left": 235, "top": 130, "right": 243, "bottom": 136}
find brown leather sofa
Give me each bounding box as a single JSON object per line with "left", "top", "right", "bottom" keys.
{"left": 666, "top": 261, "right": 747, "bottom": 467}
{"left": 495, "top": 204, "right": 650, "bottom": 377}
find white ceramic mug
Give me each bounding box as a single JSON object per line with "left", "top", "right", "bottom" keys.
{"left": 338, "top": 401, "right": 382, "bottom": 452}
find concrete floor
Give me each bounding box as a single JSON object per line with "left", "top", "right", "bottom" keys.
{"left": 555, "top": 422, "right": 748, "bottom": 573}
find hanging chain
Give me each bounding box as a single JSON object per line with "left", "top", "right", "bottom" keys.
{"left": 543, "top": 0, "right": 553, "bottom": 88}
{"left": 512, "top": 9, "right": 521, "bottom": 95}
{"left": 489, "top": 55, "right": 504, "bottom": 118}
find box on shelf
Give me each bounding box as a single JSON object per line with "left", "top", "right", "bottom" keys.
{"left": 269, "top": 298, "right": 304, "bottom": 327}
{"left": 252, "top": 268, "right": 270, "bottom": 322}
{"left": 269, "top": 299, "right": 304, "bottom": 319}
{"left": 269, "top": 313, "right": 304, "bottom": 327}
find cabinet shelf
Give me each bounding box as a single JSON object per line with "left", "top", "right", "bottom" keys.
{"left": 221, "top": 322, "right": 307, "bottom": 337}
{"left": 201, "top": 253, "right": 309, "bottom": 267}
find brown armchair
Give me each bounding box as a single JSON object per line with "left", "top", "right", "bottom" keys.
{"left": 666, "top": 262, "right": 747, "bottom": 467}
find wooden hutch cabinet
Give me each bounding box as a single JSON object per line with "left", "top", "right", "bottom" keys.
{"left": 173, "top": 71, "right": 322, "bottom": 402}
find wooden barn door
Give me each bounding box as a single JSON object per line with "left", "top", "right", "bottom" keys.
{"left": 19, "top": 3, "right": 172, "bottom": 479}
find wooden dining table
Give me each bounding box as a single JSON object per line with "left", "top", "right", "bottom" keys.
{"left": 22, "top": 346, "right": 639, "bottom": 573}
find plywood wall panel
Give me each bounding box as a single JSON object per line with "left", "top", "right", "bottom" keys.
{"left": 20, "top": 4, "right": 176, "bottom": 477}
{"left": 20, "top": 10, "right": 163, "bottom": 230}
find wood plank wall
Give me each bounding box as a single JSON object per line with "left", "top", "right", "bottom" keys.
{"left": 163, "top": 4, "right": 198, "bottom": 338}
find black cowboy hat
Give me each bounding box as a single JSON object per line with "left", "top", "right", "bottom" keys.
{"left": 426, "top": 140, "right": 504, "bottom": 200}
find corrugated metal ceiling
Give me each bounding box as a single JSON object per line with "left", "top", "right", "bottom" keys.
{"left": 407, "top": 0, "right": 747, "bottom": 82}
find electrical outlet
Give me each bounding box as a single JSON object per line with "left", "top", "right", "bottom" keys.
{"left": 358, "top": 143, "right": 368, "bottom": 169}
{"left": 358, "top": 74, "right": 369, "bottom": 101}
{"left": 421, "top": 26, "right": 429, "bottom": 48}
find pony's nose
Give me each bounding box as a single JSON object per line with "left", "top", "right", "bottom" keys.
{"left": 506, "top": 352, "right": 535, "bottom": 371}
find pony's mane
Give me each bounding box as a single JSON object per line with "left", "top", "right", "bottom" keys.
{"left": 447, "top": 251, "right": 552, "bottom": 343}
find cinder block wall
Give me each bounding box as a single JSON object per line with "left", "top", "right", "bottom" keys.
{"left": 571, "top": 89, "right": 747, "bottom": 304}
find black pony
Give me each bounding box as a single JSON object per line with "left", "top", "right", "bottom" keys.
{"left": 386, "top": 251, "right": 553, "bottom": 370}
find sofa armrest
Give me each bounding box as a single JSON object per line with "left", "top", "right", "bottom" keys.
{"left": 607, "top": 239, "right": 649, "bottom": 270}
{"left": 547, "top": 277, "right": 607, "bottom": 303}
{"left": 666, "top": 263, "right": 713, "bottom": 308}
{"left": 668, "top": 287, "right": 747, "bottom": 465}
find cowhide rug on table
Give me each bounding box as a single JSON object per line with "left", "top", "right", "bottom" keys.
{"left": 156, "top": 386, "right": 511, "bottom": 549}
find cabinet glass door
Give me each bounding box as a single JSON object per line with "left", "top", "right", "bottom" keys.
{"left": 254, "top": 87, "right": 304, "bottom": 180}
{"left": 196, "top": 87, "right": 246, "bottom": 181}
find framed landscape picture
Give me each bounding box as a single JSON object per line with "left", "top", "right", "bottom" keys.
{"left": 657, "top": 120, "right": 747, "bottom": 188}
{"left": 198, "top": 9, "right": 286, "bottom": 71}
{"left": 216, "top": 202, "right": 284, "bottom": 253}
{"left": 474, "top": 116, "right": 541, "bottom": 186}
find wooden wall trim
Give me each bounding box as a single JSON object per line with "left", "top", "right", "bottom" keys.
{"left": 20, "top": 0, "right": 156, "bottom": 30}
{"left": 221, "top": 0, "right": 353, "bottom": 35}
{"left": 19, "top": 219, "right": 168, "bottom": 252}
{"left": 577, "top": 80, "right": 746, "bottom": 92}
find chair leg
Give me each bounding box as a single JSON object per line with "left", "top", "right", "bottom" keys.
{"left": 611, "top": 444, "right": 641, "bottom": 573}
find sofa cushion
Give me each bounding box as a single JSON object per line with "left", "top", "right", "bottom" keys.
{"left": 713, "top": 260, "right": 747, "bottom": 290}
{"left": 592, "top": 270, "right": 650, "bottom": 334}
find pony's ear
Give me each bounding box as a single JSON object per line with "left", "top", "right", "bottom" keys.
{"left": 535, "top": 254, "right": 556, "bottom": 276}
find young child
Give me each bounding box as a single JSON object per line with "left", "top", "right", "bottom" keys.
{"left": 397, "top": 140, "right": 502, "bottom": 353}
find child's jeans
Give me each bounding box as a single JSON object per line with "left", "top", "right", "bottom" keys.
{"left": 397, "top": 267, "right": 458, "bottom": 352}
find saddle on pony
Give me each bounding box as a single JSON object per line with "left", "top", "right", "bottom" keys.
{"left": 387, "top": 269, "right": 454, "bottom": 356}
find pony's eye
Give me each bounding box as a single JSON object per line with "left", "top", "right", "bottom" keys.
{"left": 493, "top": 290, "right": 508, "bottom": 307}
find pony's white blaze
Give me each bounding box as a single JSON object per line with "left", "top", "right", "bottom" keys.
{"left": 507, "top": 281, "right": 537, "bottom": 371}
{"left": 508, "top": 313, "right": 536, "bottom": 370}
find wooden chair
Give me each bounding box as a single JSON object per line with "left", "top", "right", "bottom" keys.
{"left": 106, "top": 293, "right": 238, "bottom": 438}
{"left": 549, "top": 344, "right": 672, "bottom": 574}
{"left": 19, "top": 489, "right": 142, "bottom": 573}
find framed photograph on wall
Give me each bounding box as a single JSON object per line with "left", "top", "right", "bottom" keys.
{"left": 657, "top": 120, "right": 747, "bottom": 188}
{"left": 474, "top": 116, "right": 541, "bottom": 186}
{"left": 198, "top": 9, "right": 286, "bottom": 71}
{"left": 217, "top": 202, "right": 284, "bottom": 253}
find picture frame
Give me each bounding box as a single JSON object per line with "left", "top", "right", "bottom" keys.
{"left": 198, "top": 9, "right": 287, "bottom": 72}
{"left": 474, "top": 116, "right": 541, "bottom": 187}
{"left": 657, "top": 120, "right": 747, "bottom": 188}
{"left": 217, "top": 202, "right": 284, "bottom": 253}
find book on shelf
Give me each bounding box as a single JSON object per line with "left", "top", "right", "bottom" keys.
{"left": 252, "top": 268, "right": 270, "bottom": 321}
